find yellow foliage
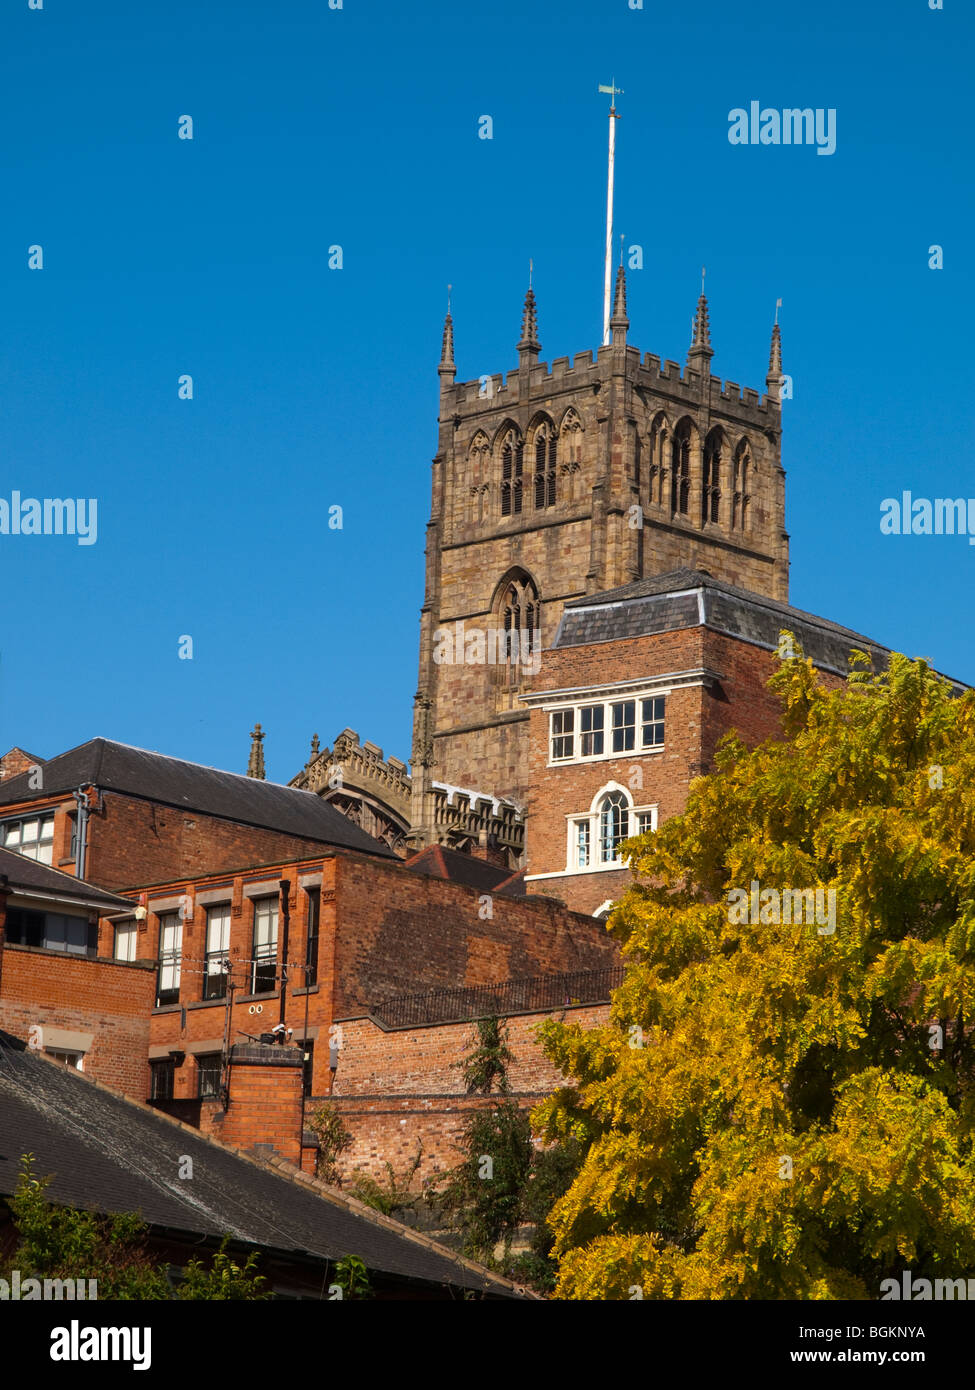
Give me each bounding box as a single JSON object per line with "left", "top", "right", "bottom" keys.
{"left": 535, "top": 647, "right": 975, "bottom": 1299}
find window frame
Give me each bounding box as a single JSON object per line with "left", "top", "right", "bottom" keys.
{"left": 149, "top": 1059, "right": 175, "bottom": 1101}
{"left": 203, "top": 903, "right": 231, "bottom": 1001}
{"left": 564, "top": 788, "right": 658, "bottom": 875}
{"left": 547, "top": 692, "right": 667, "bottom": 767}
{"left": 156, "top": 910, "right": 182, "bottom": 1007}
{"left": 250, "top": 895, "right": 279, "bottom": 995}
{"left": 5, "top": 905, "right": 96, "bottom": 957}
{"left": 550, "top": 708, "right": 575, "bottom": 761}
{"left": 46, "top": 1047, "right": 84, "bottom": 1071}
{"left": 196, "top": 1052, "right": 222, "bottom": 1101}
{"left": 114, "top": 919, "right": 137, "bottom": 962}
{"left": 1, "top": 813, "right": 55, "bottom": 864}
{"left": 304, "top": 888, "right": 320, "bottom": 987}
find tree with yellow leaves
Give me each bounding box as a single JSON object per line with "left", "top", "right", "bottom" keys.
{"left": 534, "top": 644, "right": 975, "bottom": 1299}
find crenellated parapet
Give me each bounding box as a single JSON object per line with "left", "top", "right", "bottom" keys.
{"left": 291, "top": 729, "right": 525, "bottom": 866}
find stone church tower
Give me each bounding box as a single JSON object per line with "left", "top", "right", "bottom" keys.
{"left": 410, "top": 268, "right": 789, "bottom": 845}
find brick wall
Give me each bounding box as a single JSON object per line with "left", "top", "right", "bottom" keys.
{"left": 329, "top": 854, "right": 619, "bottom": 1018}
{"left": 0, "top": 788, "right": 369, "bottom": 893}
{"left": 0, "top": 942, "right": 155, "bottom": 1099}
{"left": 211, "top": 1043, "right": 304, "bottom": 1166}
{"left": 138, "top": 846, "right": 616, "bottom": 1109}
{"left": 87, "top": 792, "right": 358, "bottom": 892}
{"left": 333, "top": 1003, "right": 610, "bottom": 1097}
{"left": 323, "top": 1003, "right": 611, "bottom": 1182}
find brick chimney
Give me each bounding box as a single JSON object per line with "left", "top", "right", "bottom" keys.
{"left": 215, "top": 1041, "right": 303, "bottom": 1166}
{"left": 0, "top": 748, "right": 41, "bottom": 782}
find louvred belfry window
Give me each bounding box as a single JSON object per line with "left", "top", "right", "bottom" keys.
{"left": 702, "top": 427, "right": 722, "bottom": 524}
{"left": 534, "top": 428, "right": 556, "bottom": 509}
{"left": 501, "top": 433, "right": 524, "bottom": 516}
{"left": 671, "top": 420, "right": 691, "bottom": 514}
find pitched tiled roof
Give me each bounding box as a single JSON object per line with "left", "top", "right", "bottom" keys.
{"left": 0, "top": 739, "right": 396, "bottom": 859}
{"left": 557, "top": 569, "right": 968, "bottom": 688}
{"left": 404, "top": 844, "right": 526, "bottom": 896}
{"left": 0, "top": 1032, "right": 529, "bottom": 1298}
{"left": 0, "top": 846, "right": 134, "bottom": 911}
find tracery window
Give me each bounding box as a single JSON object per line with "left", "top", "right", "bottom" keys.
{"left": 702, "top": 427, "right": 723, "bottom": 524}
{"left": 731, "top": 439, "right": 752, "bottom": 530}
{"left": 534, "top": 426, "right": 557, "bottom": 509}
{"left": 500, "top": 571, "right": 540, "bottom": 656}
{"left": 500, "top": 431, "right": 524, "bottom": 517}
{"left": 671, "top": 419, "right": 691, "bottom": 514}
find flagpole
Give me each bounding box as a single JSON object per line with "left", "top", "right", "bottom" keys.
{"left": 599, "top": 82, "right": 623, "bottom": 346}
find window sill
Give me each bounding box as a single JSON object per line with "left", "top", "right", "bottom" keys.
{"left": 549, "top": 747, "right": 665, "bottom": 769}
{"left": 526, "top": 864, "right": 630, "bottom": 881}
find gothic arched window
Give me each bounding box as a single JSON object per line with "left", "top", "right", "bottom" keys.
{"left": 500, "top": 431, "right": 524, "bottom": 517}
{"left": 671, "top": 419, "right": 692, "bottom": 515}
{"left": 559, "top": 409, "right": 584, "bottom": 503}
{"left": 467, "top": 432, "right": 490, "bottom": 523}
{"left": 731, "top": 439, "right": 752, "bottom": 530}
{"left": 534, "top": 426, "right": 557, "bottom": 509}
{"left": 648, "top": 413, "right": 669, "bottom": 507}
{"left": 499, "top": 571, "right": 539, "bottom": 657}
{"left": 702, "top": 427, "right": 723, "bottom": 525}
{"left": 598, "top": 789, "right": 629, "bottom": 863}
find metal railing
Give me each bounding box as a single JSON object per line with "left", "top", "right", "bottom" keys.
{"left": 370, "top": 965, "right": 623, "bottom": 1030}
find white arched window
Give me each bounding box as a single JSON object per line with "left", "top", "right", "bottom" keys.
{"left": 566, "top": 784, "right": 657, "bottom": 873}
{"left": 598, "top": 789, "right": 629, "bottom": 862}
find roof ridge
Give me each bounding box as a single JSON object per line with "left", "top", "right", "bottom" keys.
{"left": 89, "top": 737, "right": 309, "bottom": 793}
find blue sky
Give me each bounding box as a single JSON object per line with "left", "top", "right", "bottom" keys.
{"left": 1, "top": 0, "right": 970, "bottom": 782}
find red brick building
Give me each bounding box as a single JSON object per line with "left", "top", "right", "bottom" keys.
{"left": 0, "top": 737, "right": 396, "bottom": 892}
{"left": 0, "top": 846, "right": 155, "bottom": 1095}
{"left": 521, "top": 568, "right": 901, "bottom": 915}
{"left": 0, "top": 734, "right": 620, "bottom": 1179}
{"left": 131, "top": 845, "right": 617, "bottom": 1147}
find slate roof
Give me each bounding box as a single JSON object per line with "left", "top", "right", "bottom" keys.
{"left": 557, "top": 568, "right": 968, "bottom": 688}
{"left": 404, "top": 844, "right": 527, "bottom": 897}
{"left": 0, "top": 846, "right": 134, "bottom": 911}
{"left": 0, "top": 1031, "right": 528, "bottom": 1298}
{"left": 0, "top": 739, "right": 396, "bottom": 859}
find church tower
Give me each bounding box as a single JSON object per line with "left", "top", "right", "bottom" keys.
{"left": 409, "top": 273, "right": 789, "bottom": 842}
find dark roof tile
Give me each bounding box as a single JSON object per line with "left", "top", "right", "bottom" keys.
{"left": 404, "top": 845, "right": 526, "bottom": 896}
{"left": 557, "top": 569, "right": 967, "bottom": 687}
{"left": 0, "top": 1033, "right": 527, "bottom": 1297}
{"left": 0, "top": 846, "right": 134, "bottom": 910}
{"left": 0, "top": 739, "right": 395, "bottom": 859}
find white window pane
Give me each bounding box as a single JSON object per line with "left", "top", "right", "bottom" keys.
{"left": 115, "top": 925, "right": 136, "bottom": 961}
{"left": 207, "top": 905, "right": 231, "bottom": 954}
{"left": 254, "top": 900, "right": 278, "bottom": 948}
